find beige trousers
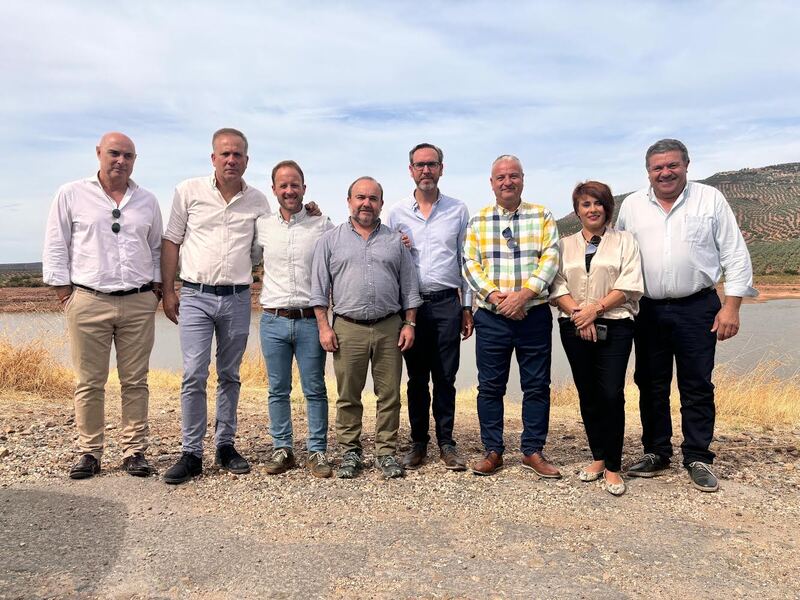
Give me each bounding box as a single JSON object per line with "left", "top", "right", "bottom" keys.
{"left": 332, "top": 315, "right": 403, "bottom": 456}
{"left": 65, "top": 287, "right": 158, "bottom": 459}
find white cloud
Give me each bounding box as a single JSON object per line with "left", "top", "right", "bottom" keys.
{"left": 1, "top": 1, "right": 799, "bottom": 260}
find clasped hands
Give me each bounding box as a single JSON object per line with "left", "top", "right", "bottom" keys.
{"left": 571, "top": 302, "right": 601, "bottom": 342}
{"left": 488, "top": 289, "right": 535, "bottom": 320}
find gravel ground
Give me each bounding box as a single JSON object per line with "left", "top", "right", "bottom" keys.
{"left": 1, "top": 391, "right": 798, "bottom": 600}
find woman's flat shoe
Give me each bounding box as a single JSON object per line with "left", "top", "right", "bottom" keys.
{"left": 603, "top": 471, "right": 627, "bottom": 496}
{"left": 578, "top": 468, "right": 603, "bottom": 482}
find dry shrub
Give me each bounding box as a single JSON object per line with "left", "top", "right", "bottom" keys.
{"left": 0, "top": 336, "right": 73, "bottom": 396}
{"left": 713, "top": 361, "right": 800, "bottom": 426}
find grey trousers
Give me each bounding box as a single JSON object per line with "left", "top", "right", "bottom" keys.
{"left": 178, "top": 286, "right": 251, "bottom": 456}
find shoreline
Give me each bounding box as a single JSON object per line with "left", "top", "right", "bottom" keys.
{"left": 1, "top": 282, "right": 798, "bottom": 313}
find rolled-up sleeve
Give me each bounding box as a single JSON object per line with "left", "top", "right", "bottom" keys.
{"left": 309, "top": 234, "right": 332, "bottom": 308}
{"left": 399, "top": 244, "right": 422, "bottom": 310}
{"left": 548, "top": 239, "right": 570, "bottom": 300}
{"left": 42, "top": 186, "right": 73, "bottom": 286}
{"left": 524, "top": 209, "right": 560, "bottom": 295}
{"left": 715, "top": 193, "right": 758, "bottom": 298}
{"left": 163, "top": 187, "right": 188, "bottom": 245}
{"left": 613, "top": 231, "right": 644, "bottom": 301}
{"left": 462, "top": 217, "right": 497, "bottom": 301}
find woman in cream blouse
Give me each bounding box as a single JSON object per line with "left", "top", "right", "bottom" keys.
{"left": 550, "top": 181, "right": 643, "bottom": 496}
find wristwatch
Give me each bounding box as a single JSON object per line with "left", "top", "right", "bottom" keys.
{"left": 402, "top": 320, "right": 416, "bottom": 328}
{"left": 462, "top": 306, "right": 473, "bottom": 313}
{"left": 596, "top": 302, "right": 606, "bottom": 317}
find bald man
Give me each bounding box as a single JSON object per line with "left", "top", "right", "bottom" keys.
{"left": 43, "top": 132, "right": 163, "bottom": 479}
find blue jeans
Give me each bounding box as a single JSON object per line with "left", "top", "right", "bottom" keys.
{"left": 178, "top": 287, "right": 251, "bottom": 456}
{"left": 474, "top": 304, "right": 552, "bottom": 455}
{"left": 259, "top": 312, "right": 328, "bottom": 452}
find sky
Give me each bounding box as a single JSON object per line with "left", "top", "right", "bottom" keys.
{"left": 2, "top": 1, "right": 799, "bottom": 262}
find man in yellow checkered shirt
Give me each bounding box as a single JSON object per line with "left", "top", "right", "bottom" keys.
{"left": 463, "top": 154, "right": 562, "bottom": 478}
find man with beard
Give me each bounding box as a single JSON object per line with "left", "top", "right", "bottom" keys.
{"left": 43, "top": 132, "right": 162, "bottom": 479}
{"left": 310, "top": 176, "right": 422, "bottom": 479}
{"left": 463, "top": 155, "right": 561, "bottom": 478}
{"left": 386, "top": 143, "right": 473, "bottom": 471}
{"left": 617, "top": 138, "right": 757, "bottom": 492}
{"left": 256, "top": 160, "right": 335, "bottom": 477}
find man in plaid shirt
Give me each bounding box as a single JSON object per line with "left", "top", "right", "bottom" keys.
{"left": 463, "top": 154, "right": 562, "bottom": 477}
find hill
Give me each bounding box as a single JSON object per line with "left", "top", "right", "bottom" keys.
{"left": 556, "top": 163, "right": 800, "bottom": 274}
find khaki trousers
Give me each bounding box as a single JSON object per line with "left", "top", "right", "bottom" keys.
{"left": 332, "top": 315, "right": 403, "bottom": 456}
{"left": 65, "top": 287, "right": 158, "bottom": 459}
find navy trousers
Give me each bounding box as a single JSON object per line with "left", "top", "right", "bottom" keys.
{"left": 474, "top": 304, "right": 552, "bottom": 455}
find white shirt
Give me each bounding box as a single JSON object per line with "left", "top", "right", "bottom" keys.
{"left": 164, "top": 175, "right": 271, "bottom": 285}
{"left": 42, "top": 175, "right": 162, "bottom": 291}
{"left": 616, "top": 181, "right": 757, "bottom": 300}
{"left": 256, "top": 208, "right": 334, "bottom": 308}
{"left": 385, "top": 192, "right": 473, "bottom": 306}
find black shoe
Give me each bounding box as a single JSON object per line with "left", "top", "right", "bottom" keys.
{"left": 69, "top": 454, "right": 100, "bottom": 480}
{"left": 122, "top": 452, "right": 154, "bottom": 477}
{"left": 687, "top": 461, "right": 719, "bottom": 492}
{"left": 215, "top": 444, "right": 251, "bottom": 474}
{"left": 401, "top": 444, "right": 427, "bottom": 469}
{"left": 164, "top": 452, "right": 202, "bottom": 485}
{"left": 627, "top": 453, "right": 670, "bottom": 478}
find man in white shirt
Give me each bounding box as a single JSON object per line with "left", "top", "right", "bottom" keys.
{"left": 161, "top": 128, "right": 269, "bottom": 484}
{"left": 256, "top": 160, "right": 334, "bottom": 478}
{"left": 385, "top": 143, "right": 473, "bottom": 471}
{"left": 43, "top": 132, "right": 163, "bottom": 479}
{"left": 617, "top": 138, "right": 757, "bottom": 492}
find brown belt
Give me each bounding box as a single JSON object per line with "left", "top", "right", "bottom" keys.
{"left": 264, "top": 307, "right": 315, "bottom": 319}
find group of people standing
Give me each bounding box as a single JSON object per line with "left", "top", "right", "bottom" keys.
{"left": 42, "top": 130, "right": 756, "bottom": 497}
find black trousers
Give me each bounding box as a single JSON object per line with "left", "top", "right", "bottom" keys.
{"left": 633, "top": 289, "right": 721, "bottom": 466}
{"left": 560, "top": 318, "right": 634, "bottom": 472}
{"left": 403, "top": 293, "right": 462, "bottom": 447}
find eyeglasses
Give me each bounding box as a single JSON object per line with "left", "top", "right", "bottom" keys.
{"left": 411, "top": 161, "right": 441, "bottom": 171}
{"left": 111, "top": 208, "right": 121, "bottom": 234}
{"left": 502, "top": 226, "right": 518, "bottom": 250}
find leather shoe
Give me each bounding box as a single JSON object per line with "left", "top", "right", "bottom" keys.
{"left": 440, "top": 444, "right": 467, "bottom": 471}
{"left": 402, "top": 444, "right": 427, "bottom": 469}
{"left": 470, "top": 450, "right": 503, "bottom": 476}
{"left": 69, "top": 454, "right": 100, "bottom": 479}
{"left": 627, "top": 453, "right": 670, "bottom": 478}
{"left": 521, "top": 451, "right": 562, "bottom": 479}
{"left": 122, "top": 452, "right": 154, "bottom": 477}
{"left": 215, "top": 444, "right": 251, "bottom": 474}
{"left": 164, "top": 452, "right": 202, "bottom": 485}
{"left": 687, "top": 461, "right": 719, "bottom": 492}
{"left": 264, "top": 447, "right": 296, "bottom": 475}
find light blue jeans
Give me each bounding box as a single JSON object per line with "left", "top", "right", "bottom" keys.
{"left": 178, "top": 287, "right": 251, "bottom": 456}
{"left": 259, "top": 312, "right": 328, "bottom": 452}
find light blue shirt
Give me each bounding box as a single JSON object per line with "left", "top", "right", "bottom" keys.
{"left": 386, "top": 192, "right": 473, "bottom": 307}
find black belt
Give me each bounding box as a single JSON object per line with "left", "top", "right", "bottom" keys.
{"left": 73, "top": 283, "right": 153, "bottom": 297}
{"left": 644, "top": 287, "right": 716, "bottom": 305}
{"left": 420, "top": 288, "right": 458, "bottom": 302}
{"left": 264, "top": 307, "right": 315, "bottom": 319}
{"left": 182, "top": 281, "right": 249, "bottom": 296}
{"left": 335, "top": 313, "right": 396, "bottom": 326}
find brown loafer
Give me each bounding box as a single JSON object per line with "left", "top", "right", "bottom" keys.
{"left": 521, "top": 451, "right": 562, "bottom": 479}
{"left": 440, "top": 444, "right": 467, "bottom": 471}
{"left": 401, "top": 444, "right": 427, "bottom": 469}
{"left": 470, "top": 450, "right": 503, "bottom": 476}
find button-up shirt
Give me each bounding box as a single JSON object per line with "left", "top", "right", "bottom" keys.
{"left": 256, "top": 208, "right": 334, "bottom": 308}
{"left": 310, "top": 219, "right": 422, "bottom": 320}
{"left": 550, "top": 228, "right": 644, "bottom": 320}
{"left": 463, "top": 201, "right": 560, "bottom": 312}
{"left": 43, "top": 174, "right": 162, "bottom": 291}
{"left": 616, "top": 181, "right": 757, "bottom": 300}
{"left": 163, "top": 174, "right": 271, "bottom": 285}
{"left": 385, "top": 192, "right": 473, "bottom": 307}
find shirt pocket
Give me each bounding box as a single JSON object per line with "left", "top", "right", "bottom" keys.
{"left": 682, "top": 215, "right": 713, "bottom": 244}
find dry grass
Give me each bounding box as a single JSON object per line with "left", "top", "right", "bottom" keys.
{"left": 1, "top": 336, "right": 798, "bottom": 427}
{"left": 0, "top": 336, "right": 73, "bottom": 397}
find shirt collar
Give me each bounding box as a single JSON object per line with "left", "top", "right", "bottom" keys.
{"left": 647, "top": 181, "right": 690, "bottom": 209}
{"left": 87, "top": 173, "right": 138, "bottom": 191}
{"left": 495, "top": 200, "right": 526, "bottom": 217}
{"left": 209, "top": 173, "right": 249, "bottom": 193}
{"left": 411, "top": 190, "right": 441, "bottom": 212}
{"left": 278, "top": 206, "right": 308, "bottom": 225}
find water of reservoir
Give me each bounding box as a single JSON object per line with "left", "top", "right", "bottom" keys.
{"left": 2, "top": 300, "right": 798, "bottom": 399}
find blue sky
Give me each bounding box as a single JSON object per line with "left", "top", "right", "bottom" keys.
{"left": 2, "top": 1, "right": 799, "bottom": 262}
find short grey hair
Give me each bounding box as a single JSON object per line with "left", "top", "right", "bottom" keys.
{"left": 645, "top": 139, "right": 689, "bottom": 168}
{"left": 212, "top": 127, "right": 249, "bottom": 153}
{"left": 492, "top": 154, "right": 524, "bottom": 173}
{"left": 347, "top": 176, "right": 383, "bottom": 201}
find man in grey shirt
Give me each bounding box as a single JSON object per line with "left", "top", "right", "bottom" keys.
{"left": 311, "top": 176, "right": 422, "bottom": 479}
